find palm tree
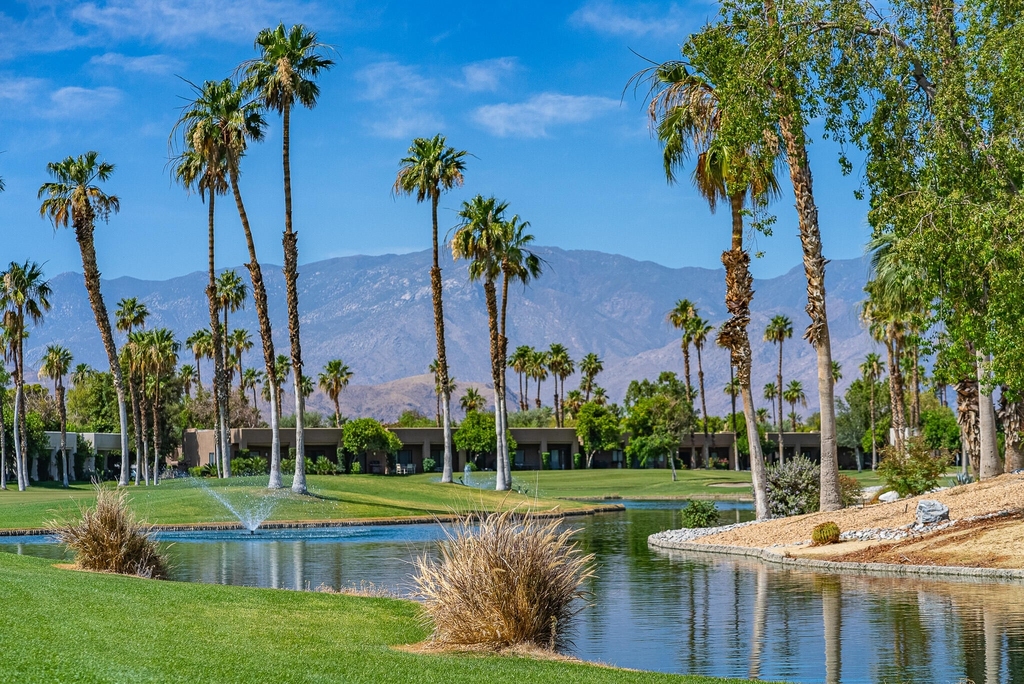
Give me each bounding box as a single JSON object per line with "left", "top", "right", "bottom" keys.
{"left": 578, "top": 353, "right": 604, "bottom": 402}
{"left": 724, "top": 362, "right": 741, "bottom": 471}
{"left": 1, "top": 260, "right": 53, "bottom": 490}
{"left": 783, "top": 380, "right": 807, "bottom": 431}
{"left": 764, "top": 315, "right": 793, "bottom": 464}
{"left": 452, "top": 194, "right": 508, "bottom": 490}
{"left": 592, "top": 386, "right": 608, "bottom": 406}
{"left": 185, "top": 329, "right": 212, "bottom": 388}
{"left": 143, "top": 328, "right": 178, "bottom": 484}
{"left": 547, "top": 344, "right": 574, "bottom": 428}
{"left": 318, "top": 360, "right": 353, "bottom": 427}
{"left": 528, "top": 349, "right": 549, "bottom": 409}
{"left": 428, "top": 359, "right": 442, "bottom": 426}
{"left": 508, "top": 346, "right": 534, "bottom": 411}
{"left": 394, "top": 135, "right": 468, "bottom": 485}
{"left": 495, "top": 214, "right": 542, "bottom": 486}
{"left": 71, "top": 363, "right": 93, "bottom": 386}
{"left": 831, "top": 361, "right": 843, "bottom": 383}
{"left": 229, "top": 328, "right": 254, "bottom": 394}
{"left": 690, "top": 317, "right": 714, "bottom": 468}
{"left": 299, "top": 375, "right": 313, "bottom": 400}
{"left": 170, "top": 135, "right": 230, "bottom": 483}
{"left": 115, "top": 296, "right": 149, "bottom": 486}
{"left": 755, "top": 407, "right": 770, "bottom": 425}
{"left": 122, "top": 334, "right": 149, "bottom": 484}
{"left": 460, "top": 387, "right": 486, "bottom": 413}
{"left": 860, "top": 352, "right": 884, "bottom": 470}
{"left": 214, "top": 269, "right": 246, "bottom": 478}
{"left": 40, "top": 345, "right": 73, "bottom": 487}
{"left": 667, "top": 299, "right": 698, "bottom": 401}
{"left": 272, "top": 354, "right": 291, "bottom": 419}
{"left": 243, "top": 23, "right": 334, "bottom": 496}
{"left": 180, "top": 365, "right": 197, "bottom": 399}
{"left": 763, "top": 383, "right": 779, "bottom": 435}
{"left": 175, "top": 76, "right": 284, "bottom": 489}
{"left": 242, "top": 368, "right": 263, "bottom": 408}
{"left": 563, "top": 390, "right": 584, "bottom": 421}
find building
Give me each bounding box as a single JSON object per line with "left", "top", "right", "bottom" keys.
{"left": 179, "top": 427, "right": 857, "bottom": 473}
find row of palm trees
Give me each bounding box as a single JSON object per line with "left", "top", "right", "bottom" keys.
{"left": 506, "top": 346, "right": 605, "bottom": 425}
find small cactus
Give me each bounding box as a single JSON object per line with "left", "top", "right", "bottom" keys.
{"left": 811, "top": 521, "right": 841, "bottom": 546}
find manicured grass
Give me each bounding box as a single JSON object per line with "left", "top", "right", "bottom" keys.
{"left": 0, "top": 475, "right": 594, "bottom": 531}
{"left": 0, "top": 553, "right": 764, "bottom": 684}
{"left": 519, "top": 469, "right": 757, "bottom": 500}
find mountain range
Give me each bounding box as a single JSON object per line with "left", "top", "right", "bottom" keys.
{"left": 25, "top": 247, "right": 878, "bottom": 422}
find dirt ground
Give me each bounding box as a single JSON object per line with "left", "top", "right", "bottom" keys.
{"left": 693, "top": 473, "right": 1024, "bottom": 568}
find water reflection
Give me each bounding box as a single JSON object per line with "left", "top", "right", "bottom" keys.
{"left": 2, "top": 503, "right": 1023, "bottom": 683}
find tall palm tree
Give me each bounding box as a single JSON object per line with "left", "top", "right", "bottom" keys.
{"left": 691, "top": 317, "right": 714, "bottom": 469}
{"left": 170, "top": 133, "right": 230, "bottom": 482}
{"left": 143, "top": 328, "right": 178, "bottom": 484}
{"left": 460, "top": 387, "right": 485, "bottom": 413}
{"left": 318, "top": 359, "right": 353, "bottom": 427}
{"left": 724, "top": 361, "right": 740, "bottom": 471}
{"left": 1, "top": 261, "right": 53, "bottom": 490}
{"left": 546, "top": 344, "right": 573, "bottom": 428}
{"left": 123, "top": 333, "right": 151, "bottom": 484}
{"left": 860, "top": 352, "right": 883, "bottom": 470}
{"left": 763, "top": 382, "right": 779, "bottom": 435}
{"left": 578, "top": 352, "right": 604, "bottom": 403}
{"left": 428, "top": 359, "right": 442, "bottom": 426}
{"left": 115, "top": 297, "right": 149, "bottom": 485}
{"left": 592, "top": 386, "right": 608, "bottom": 406}
{"left": 496, "top": 214, "right": 542, "bottom": 486}
{"left": 39, "top": 345, "right": 73, "bottom": 487}
{"left": 764, "top": 315, "right": 793, "bottom": 464}
{"left": 452, "top": 194, "right": 509, "bottom": 490}
{"left": 180, "top": 364, "right": 197, "bottom": 399}
{"left": 508, "top": 346, "right": 534, "bottom": 411}
{"left": 71, "top": 363, "right": 92, "bottom": 386}
{"left": 783, "top": 380, "right": 807, "bottom": 431}
{"left": 831, "top": 361, "right": 843, "bottom": 383}
{"left": 214, "top": 269, "right": 246, "bottom": 478}
{"left": 273, "top": 354, "right": 291, "bottom": 419}
{"left": 529, "top": 349, "right": 549, "bottom": 409}
{"left": 563, "top": 390, "right": 584, "bottom": 421}
{"left": 755, "top": 407, "right": 770, "bottom": 425}
{"left": 175, "top": 76, "right": 284, "bottom": 488}
{"left": 230, "top": 328, "right": 254, "bottom": 394}
{"left": 667, "top": 299, "right": 698, "bottom": 401}
{"left": 394, "top": 134, "right": 468, "bottom": 485}
{"left": 243, "top": 23, "right": 334, "bottom": 495}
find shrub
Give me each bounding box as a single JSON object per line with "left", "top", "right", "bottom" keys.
{"left": 541, "top": 452, "right": 551, "bottom": 470}
{"left": 838, "top": 474, "right": 863, "bottom": 507}
{"left": 811, "top": 521, "right": 841, "bottom": 546}
{"left": 188, "top": 464, "right": 217, "bottom": 478}
{"left": 310, "top": 456, "right": 337, "bottom": 475}
{"left": 280, "top": 458, "right": 296, "bottom": 475}
{"left": 349, "top": 461, "right": 362, "bottom": 475}
{"left": 877, "top": 438, "right": 951, "bottom": 497}
{"left": 573, "top": 452, "right": 583, "bottom": 469}
{"left": 231, "top": 456, "right": 268, "bottom": 477}
{"left": 413, "top": 511, "right": 595, "bottom": 650}
{"left": 422, "top": 458, "right": 436, "bottom": 473}
{"left": 765, "top": 456, "right": 820, "bottom": 517}
{"left": 50, "top": 487, "right": 167, "bottom": 578}
{"left": 465, "top": 461, "right": 479, "bottom": 472}
{"left": 679, "top": 500, "right": 719, "bottom": 528}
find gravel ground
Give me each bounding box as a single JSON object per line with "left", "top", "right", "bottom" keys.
{"left": 669, "top": 472, "right": 1024, "bottom": 548}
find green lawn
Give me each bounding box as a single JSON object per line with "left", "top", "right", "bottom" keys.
{"left": 0, "top": 475, "right": 594, "bottom": 531}
{"left": 0, "top": 553, "right": 765, "bottom": 684}
{"left": 518, "top": 467, "right": 882, "bottom": 500}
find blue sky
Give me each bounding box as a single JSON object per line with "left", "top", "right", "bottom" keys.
{"left": 0, "top": 0, "right": 869, "bottom": 281}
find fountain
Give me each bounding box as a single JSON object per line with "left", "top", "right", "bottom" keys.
{"left": 195, "top": 479, "right": 281, "bottom": 533}
{"left": 463, "top": 463, "right": 472, "bottom": 487}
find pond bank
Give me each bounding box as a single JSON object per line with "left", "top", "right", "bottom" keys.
{"left": 649, "top": 473, "right": 1024, "bottom": 576}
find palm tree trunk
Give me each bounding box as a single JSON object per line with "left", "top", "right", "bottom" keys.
{"left": 869, "top": 381, "right": 877, "bottom": 470}
{"left": 956, "top": 379, "right": 980, "bottom": 475}
{"left": 885, "top": 335, "right": 907, "bottom": 452}
{"left": 0, "top": 388, "right": 7, "bottom": 490}
{"left": 140, "top": 391, "right": 150, "bottom": 485}
{"left": 719, "top": 197, "right": 769, "bottom": 519}
{"left": 499, "top": 273, "right": 511, "bottom": 487}
{"left": 280, "top": 104, "right": 306, "bottom": 493}
{"left": 483, "top": 280, "right": 506, "bottom": 490}
{"left": 129, "top": 376, "right": 144, "bottom": 485}
{"left": 428, "top": 193, "right": 454, "bottom": 483}
{"left": 152, "top": 384, "right": 161, "bottom": 485}
{"left": 697, "top": 345, "right": 710, "bottom": 469}
{"left": 777, "top": 341, "right": 785, "bottom": 465}
{"left": 12, "top": 368, "right": 24, "bottom": 490}
{"left": 74, "top": 216, "right": 131, "bottom": 486}
{"left": 204, "top": 192, "right": 230, "bottom": 482}
{"left": 222, "top": 308, "right": 233, "bottom": 478}
{"left": 911, "top": 344, "right": 921, "bottom": 429}
{"left": 976, "top": 352, "right": 1001, "bottom": 479}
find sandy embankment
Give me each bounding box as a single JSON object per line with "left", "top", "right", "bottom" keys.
{"left": 683, "top": 473, "right": 1024, "bottom": 569}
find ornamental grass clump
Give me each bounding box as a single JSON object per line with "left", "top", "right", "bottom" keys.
{"left": 50, "top": 486, "right": 167, "bottom": 579}
{"left": 413, "top": 510, "right": 595, "bottom": 651}
{"left": 811, "top": 521, "right": 841, "bottom": 546}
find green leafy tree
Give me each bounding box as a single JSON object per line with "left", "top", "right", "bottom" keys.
{"left": 452, "top": 411, "right": 516, "bottom": 469}
{"left": 575, "top": 402, "right": 621, "bottom": 469}
{"left": 342, "top": 417, "right": 401, "bottom": 474}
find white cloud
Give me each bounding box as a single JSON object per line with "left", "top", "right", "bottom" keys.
{"left": 46, "top": 86, "right": 123, "bottom": 119}
{"left": 472, "top": 92, "right": 617, "bottom": 138}
{"left": 367, "top": 113, "right": 445, "bottom": 140}
{"left": 460, "top": 57, "right": 518, "bottom": 92}
{"left": 355, "top": 61, "right": 435, "bottom": 102}
{"left": 0, "top": 75, "right": 47, "bottom": 102}
{"left": 569, "top": 2, "right": 686, "bottom": 38}
{"left": 88, "top": 52, "right": 182, "bottom": 75}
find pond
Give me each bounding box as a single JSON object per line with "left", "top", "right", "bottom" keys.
{"left": 3, "top": 501, "right": 1023, "bottom": 683}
